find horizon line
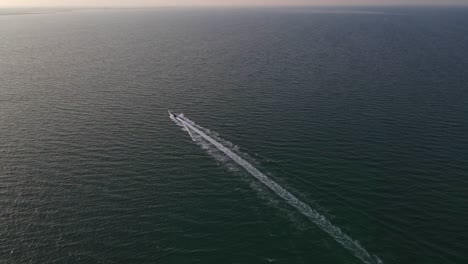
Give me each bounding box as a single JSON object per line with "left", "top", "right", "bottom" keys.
{"left": 2, "top": 3, "right": 468, "bottom": 8}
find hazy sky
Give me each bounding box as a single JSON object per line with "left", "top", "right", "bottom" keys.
{"left": 2, "top": 0, "right": 467, "bottom": 7}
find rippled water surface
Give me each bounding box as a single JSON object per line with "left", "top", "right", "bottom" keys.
{"left": 1, "top": 7, "right": 468, "bottom": 264}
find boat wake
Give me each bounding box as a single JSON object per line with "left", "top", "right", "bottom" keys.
{"left": 170, "top": 112, "right": 383, "bottom": 264}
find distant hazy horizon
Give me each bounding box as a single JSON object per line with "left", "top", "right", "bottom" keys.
{"left": 2, "top": 0, "right": 468, "bottom": 8}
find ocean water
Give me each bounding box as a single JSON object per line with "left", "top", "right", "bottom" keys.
{"left": 1, "top": 7, "right": 467, "bottom": 264}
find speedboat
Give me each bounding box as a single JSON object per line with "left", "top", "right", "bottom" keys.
{"left": 168, "top": 110, "right": 179, "bottom": 119}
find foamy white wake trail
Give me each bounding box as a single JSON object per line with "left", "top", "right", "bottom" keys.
{"left": 172, "top": 114, "right": 382, "bottom": 264}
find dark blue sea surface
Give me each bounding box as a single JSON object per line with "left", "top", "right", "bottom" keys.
{"left": 1, "top": 7, "right": 467, "bottom": 264}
